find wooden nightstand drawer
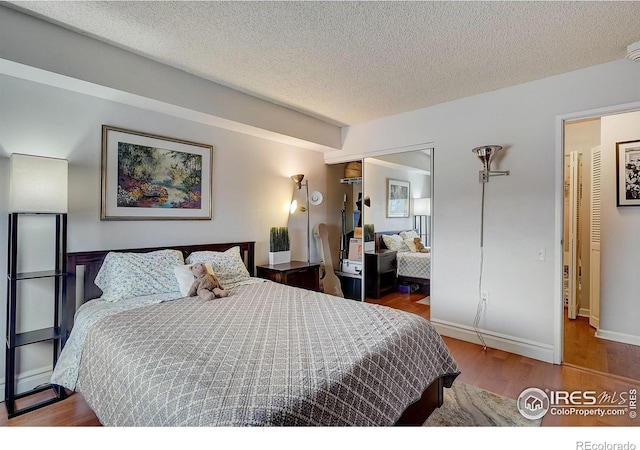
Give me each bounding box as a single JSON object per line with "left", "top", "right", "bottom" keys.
{"left": 256, "top": 261, "right": 320, "bottom": 291}
{"left": 377, "top": 251, "right": 397, "bottom": 273}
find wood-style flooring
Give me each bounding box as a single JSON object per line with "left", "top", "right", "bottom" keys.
{"left": 2, "top": 291, "right": 639, "bottom": 427}
{"left": 367, "top": 291, "right": 640, "bottom": 427}
{"left": 563, "top": 309, "right": 640, "bottom": 382}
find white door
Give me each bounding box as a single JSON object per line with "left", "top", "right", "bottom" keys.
{"left": 589, "top": 146, "right": 601, "bottom": 329}
{"left": 567, "top": 152, "right": 580, "bottom": 320}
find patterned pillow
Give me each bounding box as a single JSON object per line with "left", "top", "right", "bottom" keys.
{"left": 185, "top": 246, "right": 251, "bottom": 288}
{"left": 399, "top": 230, "right": 419, "bottom": 240}
{"left": 382, "top": 234, "right": 410, "bottom": 252}
{"left": 95, "top": 249, "right": 185, "bottom": 302}
{"left": 404, "top": 239, "right": 418, "bottom": 252}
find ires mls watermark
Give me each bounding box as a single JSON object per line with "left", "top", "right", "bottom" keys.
{"left": 516, "top": 387, "right": 637, "bottom": 420}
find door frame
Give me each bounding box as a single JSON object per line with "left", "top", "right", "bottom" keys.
{"left": 553, "top": 100, "right": 640, "bottom": 365}
{"left": 566, "top": 151, "right": 580, "bottom": 320}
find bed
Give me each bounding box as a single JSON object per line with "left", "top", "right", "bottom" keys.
{"left": 376, "top": 231, "right": 431, "bottom": 295}
{"left": 52, "top": 241, "right": 458, "bottom": 426}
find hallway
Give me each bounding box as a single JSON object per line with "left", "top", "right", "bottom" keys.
{"left": 563, "top": 309, "right": 640, "bottom": 382}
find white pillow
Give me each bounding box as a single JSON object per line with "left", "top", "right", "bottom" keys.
{"left": 174, "top": 263, "right": 216, "bottom": 296}
{"left": 400, "top": 230, "right": 419, "bottom": 240}
{"left": 95, "top": 249, "right": 185, "bottom": 302}
{"left": 185, "top": 246, "right": 251, "bottom": 288}
{"left": 382, "top": 234, "right": 410, "bottom": 252}
{"left": 404, "top": 239, "right": 418, "bottom": 252}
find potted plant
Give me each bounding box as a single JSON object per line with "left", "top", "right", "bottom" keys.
{"left": 269, "top": 226, "right": 291, "bottom": 265}
{"left": 364, "top": 224, "right": 375, "bottom": 252}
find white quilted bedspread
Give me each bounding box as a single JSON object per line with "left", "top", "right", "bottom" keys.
{"left": 397, "top": 252, "right": 431, "bottom": 279}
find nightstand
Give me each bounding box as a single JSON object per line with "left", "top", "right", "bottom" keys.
{"left": 256, "top": 261, "right": 320, "bottom": 291}
{"left": 365, "top": 250, "right": 397, "bottom": 299}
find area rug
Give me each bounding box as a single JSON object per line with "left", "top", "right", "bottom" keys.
{"left": 423, "top": 381, "right": 542, "bottom": 427}
{"left": 416, "top": 296, "right": 430, "bottom": 305}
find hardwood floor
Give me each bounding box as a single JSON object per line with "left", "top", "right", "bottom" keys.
{"left": 367, "top": 290, "right": 640, "bottom": 427}
{"left": 0, "top": 388, "right": 100, "bottom": 426}
{"left": 563, "top": 308, "right": 640, "bottom": 382}
{"left": 2, "top": 291, "right": 638, "bottom": 427}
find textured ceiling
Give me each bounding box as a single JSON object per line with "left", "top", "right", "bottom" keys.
{"left": 5, "top": 1, "right": 640, "bottom": 126}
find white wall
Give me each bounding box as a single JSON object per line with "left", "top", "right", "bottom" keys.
{"left": 0, "top": 73, "right": 328, "bottom": 399}
{"left": 599, "top": 111, "right": 640, "bottom": 345}
{"left": 363, "top": 156, "right": 429, "bottom": 234}
{"left": 331, "top": 60, "right": 640, "bottom": 362}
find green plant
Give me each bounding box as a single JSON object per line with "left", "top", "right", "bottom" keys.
{"left": 364, "top": 224, "right": 375, "bottom": 242}
{"left": 269, "top": 227, "right": 290, "bottom": 252}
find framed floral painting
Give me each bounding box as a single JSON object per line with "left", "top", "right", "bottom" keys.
{"left": 101, "top": 125, "right": 213, "bottom": 220}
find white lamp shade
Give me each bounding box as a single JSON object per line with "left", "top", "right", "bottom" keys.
{"left": 412, "top": 197, "right": 431, "bottom": 216}
{"left": 9, "top": 153, "right": 68, "bottom": 213}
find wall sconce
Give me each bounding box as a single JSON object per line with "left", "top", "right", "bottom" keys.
{"left": 472, "top": 145, "right": 509, "bottom": 183}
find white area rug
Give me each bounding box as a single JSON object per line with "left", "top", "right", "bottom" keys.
{"left": 416, "top": 296, "right": 430, "bottom": 305}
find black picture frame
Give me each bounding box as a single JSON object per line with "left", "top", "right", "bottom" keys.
{"left": 615, "top": 140, "right": 640, "bottom": 207}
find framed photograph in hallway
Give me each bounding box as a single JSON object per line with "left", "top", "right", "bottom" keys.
{"left": 387, "top": 179, "right": 410, "bottom": 217}
{"left": 101, "top": 125, "right": 213, "bottom": 220}
{"left": 616, "top": 139, "right": 640, "bottom": 207}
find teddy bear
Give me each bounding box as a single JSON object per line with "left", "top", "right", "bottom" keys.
{"left": 187, "top": 262, "right": 228, "bottom": 300}
{"left": 414, "top": 237, "right": 430, "bottom": 253}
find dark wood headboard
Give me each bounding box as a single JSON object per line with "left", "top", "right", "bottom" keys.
{"left": 65, "top": 241, "right": 255, "bottom": 334}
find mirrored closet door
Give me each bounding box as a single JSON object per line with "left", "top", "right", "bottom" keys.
{"left": 362, "top": 149, "right": 432, "bottom": 301}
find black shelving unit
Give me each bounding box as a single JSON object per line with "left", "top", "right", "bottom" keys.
{"left": 5, "top": 212, "right": 68, "bottom": 418}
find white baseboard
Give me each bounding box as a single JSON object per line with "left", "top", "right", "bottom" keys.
{"left": 595, "top": 328, "right": 640, "bottom": 346}
{"left": 0, "top": 366, "right": 53, "bottom": 403}
{"left": 578, "top": 307, "right": 590, "bottom": 317}
{"left": 431, "top": 318, "right": 555, "bottom": 364}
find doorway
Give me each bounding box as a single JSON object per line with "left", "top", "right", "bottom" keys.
{"left": 560, "top": 108, "right": 640, "bottom": 382}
